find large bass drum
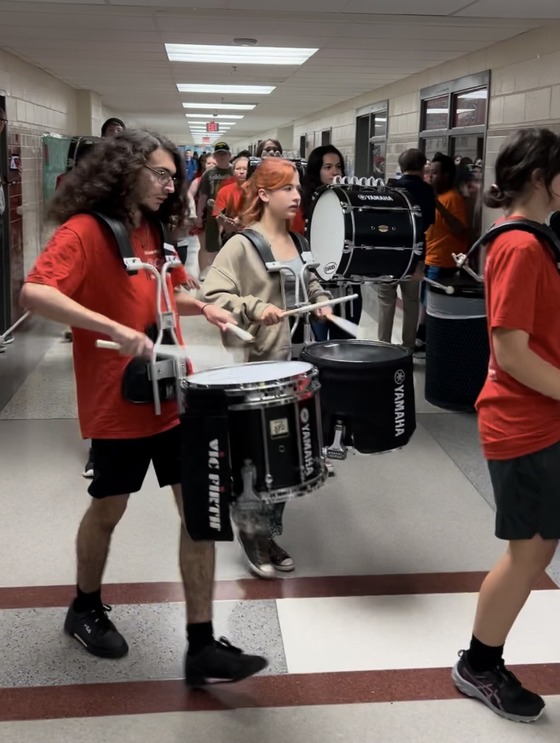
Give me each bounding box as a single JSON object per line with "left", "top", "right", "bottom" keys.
{"left": 308, "top": 184, "right": 423, "bottom": 282}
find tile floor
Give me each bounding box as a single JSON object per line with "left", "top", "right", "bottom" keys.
{"left": 1, "top": 285, "right": 559, "bottom": 742}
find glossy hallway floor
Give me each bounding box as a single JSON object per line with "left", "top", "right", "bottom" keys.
{"left": 1, "top": 287, "right": 560, "bottom": 743}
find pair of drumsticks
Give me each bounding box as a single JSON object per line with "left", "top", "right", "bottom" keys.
{"left": 96, "top": 294, "right": 360, "bottom": 356}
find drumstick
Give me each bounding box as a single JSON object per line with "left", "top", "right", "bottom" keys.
{"left": 327, "top": 314, "right": 360, "bottom": 337}
{"left": 95, "top": 339, "right": 189, "bottom": 359}
{"left": 95, "top": 323, "right": 253, "bottom": 355}
{"left": 283, "top": 293, "right": 359, "bottom": 318}
{"left": 225, "top": 323, "right": 254, "bottom": 342}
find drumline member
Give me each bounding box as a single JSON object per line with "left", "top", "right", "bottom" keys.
{"left": 201, "top": 157, "right": 333, "bottom": 578}
{"left": 377, "top": 149, "right": 435, "bottom": 352}
{"left": 212, "top": 155, "right": 249, "bottom": 243}
{"left": 452, "top": 127, "right": 560, "bottom": 722}
{"left": 21, "top": 129, "right": 267, "bottom": 685}
{"left": 299, "top": 145, "right": 361, "bottom": 341}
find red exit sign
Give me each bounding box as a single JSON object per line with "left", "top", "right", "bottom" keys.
{"left": 206, "top": 121, "right": 219, "bottom": 132}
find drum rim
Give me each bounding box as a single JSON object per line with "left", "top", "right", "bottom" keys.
{"left": 185, "top": 360, "right": 315, "bottom": 390}
{"left": 301, "top": 339, "right": 412, "bottom": 364}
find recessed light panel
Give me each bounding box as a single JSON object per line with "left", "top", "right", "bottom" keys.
{"left": 178, "top": 84, "right": 275, "bottom": 95}
{"left": 182, "top": 103, "right": 256, "bottom": 110}
{"left": 167, "top": 44, "right": 317, "bottom": 66}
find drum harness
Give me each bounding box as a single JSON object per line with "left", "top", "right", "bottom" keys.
{"left": 93, "top": 212, "right": 188, "bottom": 416}
{"left": 452, "top": 219, "right": 560, "bottom": 284}
{"left": 240, "top": 228, "right": 328, "bottom": 348}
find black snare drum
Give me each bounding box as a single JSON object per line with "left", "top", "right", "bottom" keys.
{"left": 308, "top": 184, "right": 423, "bottom": 283}
{"left": 301, "top": 340, "right": 416, "bottom": 456}
{"left": 184, "top": 361, "right": 326, "bottom": 503}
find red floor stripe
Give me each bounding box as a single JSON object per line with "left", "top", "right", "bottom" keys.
{"left": 0, "top": 572, "right": 556, "bottom": 610}
{"left": 1, "top": 664, "right": 559, "bottom": 722}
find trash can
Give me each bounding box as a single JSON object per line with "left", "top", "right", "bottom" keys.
{"left": 425, "top": 276, "right": 489, "bottom": 412}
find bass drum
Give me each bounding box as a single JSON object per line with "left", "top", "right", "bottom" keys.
{"left": 301, "top": 340, "right": 416, "bottom": 454}
{"left": 308, "top": 184, "right": 423, "bottom": 282}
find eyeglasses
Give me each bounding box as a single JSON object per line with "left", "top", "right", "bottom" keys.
{"left": 143, "top": 164, "right": 177, "bottom": 185}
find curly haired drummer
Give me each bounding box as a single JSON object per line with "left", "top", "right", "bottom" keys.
{"left": 201, "top": 158, "right": 332, "bottom": 578}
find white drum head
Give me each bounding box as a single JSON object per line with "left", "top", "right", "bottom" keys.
{"left": 188, "top": 360, "right": 312, "bottom": 387}
{"left": 309, "top": 189, "right": 345, "bottom": 281}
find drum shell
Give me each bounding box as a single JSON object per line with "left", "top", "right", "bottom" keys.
{"left": 301, "top": 340, "right": 416, "bottom": 453}
{"left": 183, "top": 363, "right": 325, "bottom": 501}
{"left": 425, "top": 281, "right": 489, "bottom": 411}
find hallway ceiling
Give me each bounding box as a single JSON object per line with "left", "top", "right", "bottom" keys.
{"left": 0, "top": 1, "right": 558, "bottom": 143}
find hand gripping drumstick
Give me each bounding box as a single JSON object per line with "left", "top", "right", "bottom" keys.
{"left": 282, "top": 293, "right": 359, "bottom": 318}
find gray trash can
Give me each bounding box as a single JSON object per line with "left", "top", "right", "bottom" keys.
{"left": 425, "top": 277, "right": 489, "bottom": 412}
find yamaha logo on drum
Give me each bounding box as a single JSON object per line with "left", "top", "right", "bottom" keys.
{"left": 394, "top": 370, "right": 406, "bottom": 438}
{"left": 300, "top": 407, "right": 315, "bottom": 477}
{"left": 357, "top": 193, "right": 393, "bottom": 202}
{"left": 324, "top": 262, "right": 337, "bottom": 274}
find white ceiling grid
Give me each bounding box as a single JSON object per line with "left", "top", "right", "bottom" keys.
{"left": 0, "top": 1, "right": 557, "bottom": 141}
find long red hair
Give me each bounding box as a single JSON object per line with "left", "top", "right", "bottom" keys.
{"left": 240, "top": 158, "right": 298, "bottom": 228}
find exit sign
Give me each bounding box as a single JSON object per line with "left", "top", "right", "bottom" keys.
{"left": 206, "top": 121, "right": 219, "bottom": 132}
{"left": 202, "top": 136, "right": 210, "bottom": 143}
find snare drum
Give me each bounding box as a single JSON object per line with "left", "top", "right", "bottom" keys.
{"left": 301, "top": 340, "right": 416, "bottom": 456}
{"left": 183, "top": 361, "right": 326, "bottom": 504}
{"left": 308, "top": 184, "right": 423, "bottom": 282}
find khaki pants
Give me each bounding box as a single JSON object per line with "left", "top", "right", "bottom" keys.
{"left": 377, "top": 280, "right": 421, "bottom": 350}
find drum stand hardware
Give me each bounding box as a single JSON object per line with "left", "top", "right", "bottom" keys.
{"left": 95, "top": 256, "right": 189, "bottom": 416}
{"left": 327, "top": 421, "right": 347, "bottom": 460}
{"left": 452, "top": 252, "right": 485, "bottom": 283}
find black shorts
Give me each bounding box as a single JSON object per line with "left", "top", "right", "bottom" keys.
{"left": 88, "top": 425, "right": 181, "bottom": 499}
{"left": 488, "top": 439, "right": 560, "bottom": 540}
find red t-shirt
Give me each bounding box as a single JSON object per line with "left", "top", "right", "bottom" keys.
{"left": 291, "top": 207, "right": 306, "bottom": 236}
{"left": 477, "top": 219, "right": 560, "bottom": 459}
{"left": 213, "top": 181, "right": 244, "bottom": 218}
{"left": 26, "top": 214, "right": 187, "bottom": 440}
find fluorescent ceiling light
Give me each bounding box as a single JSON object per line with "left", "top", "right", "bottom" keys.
{"left": 185, "top": 114, "right": 244, "bottom": 120}
{"left": 167, "top": 43, "right": 317, "bottom": 66}
{"left": 182, "top": 102, "right": 255, "bottom": 111}
{"left": 178, "top": 84, "right": 275, "bottom": 95}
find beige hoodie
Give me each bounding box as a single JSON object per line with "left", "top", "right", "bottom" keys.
{"left": 201, "top": 223, "right": 330, "bottom": 361}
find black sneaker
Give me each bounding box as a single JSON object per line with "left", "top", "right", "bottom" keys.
{"left": 82, "top": 448, "right": 94, "bottom": 479}
{"left": 269, "top": 539, "right": 295, "bottom": 572}
{"left": 64, "top": 603, "right": 129, "bottom": 659}
{"left": 185, "top": 637, "right": 268, "bottom": 687}
{"left": 452, "top": 651, "right": 545, "bottom": 723}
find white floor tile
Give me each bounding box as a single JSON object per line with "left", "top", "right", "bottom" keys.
{"left": 4, "top": 698, "right": 560, "bottom": 743}
{"left": 277, "top": 590, "right": 560, "bottom": 674}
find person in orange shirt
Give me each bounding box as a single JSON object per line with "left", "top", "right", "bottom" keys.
{"left": 452, "top": 128, "right": 560, "bottom": 724}
{"left": 212, "top": 154, "right": 248, "bottom": 243}
{"left": 425, "top": 152, "right": 470, "bottom": 282}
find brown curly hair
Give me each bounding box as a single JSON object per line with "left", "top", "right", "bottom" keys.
{"left": 48, "top": 129, "right": 188, "bottom": 231}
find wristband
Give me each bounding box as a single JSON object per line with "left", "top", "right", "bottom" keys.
{"left": 200, "top": 303, "right": 210, "bottom": 316}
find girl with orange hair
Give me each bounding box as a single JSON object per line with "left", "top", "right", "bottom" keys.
{"left": 201, "top": 158, "right": 332, "bottom": 578}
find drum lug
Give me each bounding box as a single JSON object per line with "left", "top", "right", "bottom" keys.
{"left": 327, "top": 421, "right": 347, "bottom": 460}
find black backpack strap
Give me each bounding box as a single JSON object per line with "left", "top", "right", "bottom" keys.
{"left": 92, "top": 212, "right": 141, "bottom": 275}
{"left": 242, "top": 228, "right": 315, "bottom": 272}
{"left": 467, "top": 219, "right": 560, "bottom": 271}
{"left": 92, "top": 213, "right": 181, "bottom": 275}
{"left": 241, "top": 228, "right": 278, "bottom": 270}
